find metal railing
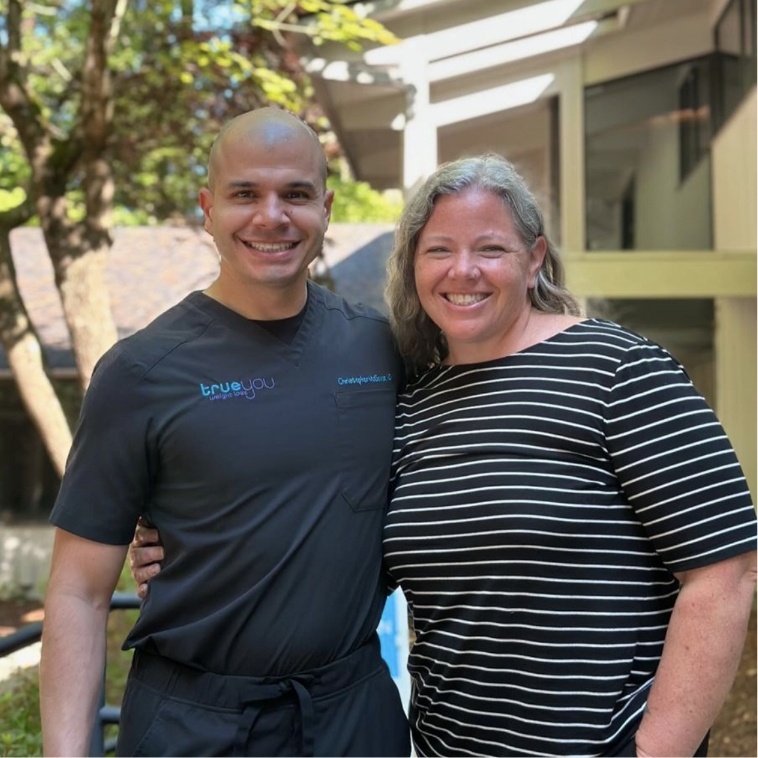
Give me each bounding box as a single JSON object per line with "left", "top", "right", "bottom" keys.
{"left": 0, "top": 591, "right": 141, "bottom": 757}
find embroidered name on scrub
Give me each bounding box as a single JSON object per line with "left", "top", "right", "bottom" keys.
{"left": 199, "top": 377, "right": 275, "bottom": 401}
{"left": 337, "top": 373, "right": 393, "bottom": 386}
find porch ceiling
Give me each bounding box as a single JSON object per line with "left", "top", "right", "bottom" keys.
{"left": 301, "top": 0, "right": 712, "bottom": 190}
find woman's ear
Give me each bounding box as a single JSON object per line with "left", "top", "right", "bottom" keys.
{"left": 528, "top": 236, "right": 548, "bottom": 288}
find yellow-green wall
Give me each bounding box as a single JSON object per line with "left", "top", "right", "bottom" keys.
{"left": 711, "top": 88, "right": 757, "bottom": 500}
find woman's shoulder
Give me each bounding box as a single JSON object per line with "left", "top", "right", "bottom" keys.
{"left": 558, "top": 317, "right": 652, "bottom": 347}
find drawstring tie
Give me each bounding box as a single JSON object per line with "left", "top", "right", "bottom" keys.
{"left": 232, "top": 675, "right": 316, "bottom": 756}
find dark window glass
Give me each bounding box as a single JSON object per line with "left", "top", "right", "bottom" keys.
{"left": 713, "top": 0, "right": 757, "bottom": 133}
{"left": 585, "top": 59, "right": 712, "bottom": 252}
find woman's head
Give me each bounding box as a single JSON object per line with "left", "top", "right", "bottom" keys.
{"left": 385, "top": 153, "right": 580, "bottom": 372}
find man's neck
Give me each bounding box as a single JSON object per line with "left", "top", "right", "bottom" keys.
{"left": 204, "top": 279, "right": 308, "bottom": 321}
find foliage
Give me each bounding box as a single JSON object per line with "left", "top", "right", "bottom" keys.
{"left": 0, "top": 0, "right": 399, "bottom": 475}
{"left": 0, "top": 668, "right": 39, "bottom": 757}
{"left": 0, "top": 0, "right": 399, "bottom": 224}
{"left": 328, "top": 175, "right": 404, "bottom": 223}
{"left": 0, "top": 563, "right": 139, "bottom": 757}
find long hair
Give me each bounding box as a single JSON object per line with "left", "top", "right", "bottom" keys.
{"left": 385, "top": 153, "right": 581, "bottom": 375}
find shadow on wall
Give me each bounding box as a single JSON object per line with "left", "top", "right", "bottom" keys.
{"left": 328, "top": 232, "right": 394, "bottom": 314}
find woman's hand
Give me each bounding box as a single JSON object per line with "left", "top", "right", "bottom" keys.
{"left": 128, "top": 516, "right": 165, "bottom": 599}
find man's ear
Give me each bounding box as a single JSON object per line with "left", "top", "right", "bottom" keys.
{"left": 199, "top": 187, "right": 213, "bottom": 233}
{"left": 324, "top": 189, "right": 335, "bottom": 227}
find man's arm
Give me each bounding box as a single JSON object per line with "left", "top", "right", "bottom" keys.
{"left": 39, "top": 528, "right": 129, "bottom": 757}
{"left": 635, "top": 550, "right": 757, "bottom": 757}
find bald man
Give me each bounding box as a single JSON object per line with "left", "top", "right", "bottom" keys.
{"left": 39, "top": 108, "right": 410, "bottom": 757}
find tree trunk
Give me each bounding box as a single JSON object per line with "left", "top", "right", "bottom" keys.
{"left": 56, "top": 0, "right": 122, "bottom": 388}
{"left": 42, "top": 223, "right": 118, "bottom": 390}
{"left": 0, "top": 226, "right": 73, "bottom": 477}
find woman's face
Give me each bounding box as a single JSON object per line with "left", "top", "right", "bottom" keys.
{"left": 414, "top": 187, "right": 546, "bottom": 365}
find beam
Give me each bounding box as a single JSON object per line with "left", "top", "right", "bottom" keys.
{"left": 353, "top": 0, "right": 656, "bottom": 24}
{"left": 363, "top": 0, "right": 657, "bottom": 66}
{"left": 565, "top": 252, "right": 758, "bottom": 298}
{"left": 430, "top": 74, "right": 555, "bottom": 127}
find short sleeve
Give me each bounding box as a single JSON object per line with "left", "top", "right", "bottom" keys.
{"left": 50, "top": 345, "right": 155, "bottom": 545}
{"left": 605, "top": 339, "right": 756, "bottom": 572}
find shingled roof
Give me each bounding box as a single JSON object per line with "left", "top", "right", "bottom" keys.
{"left": 5, "top": 223, "right": 394, "bottom": 373}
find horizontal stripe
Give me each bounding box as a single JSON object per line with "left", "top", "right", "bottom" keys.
{"left": 386, "top": 319, "right": 756, "bottom": 756}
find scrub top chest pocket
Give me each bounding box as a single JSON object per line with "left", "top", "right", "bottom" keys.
{"left": 334, "top": 386, "right": 397, "bottom": 512}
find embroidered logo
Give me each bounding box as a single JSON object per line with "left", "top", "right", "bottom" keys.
{"left": 337, "top": 373, "right": 393, "bottom": 386}
{"left": 199, "top": 377, "right": 275, "bottom": 402}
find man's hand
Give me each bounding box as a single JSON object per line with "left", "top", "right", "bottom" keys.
{"left": 129, "top": 516, "right": 165, "bottom": 599}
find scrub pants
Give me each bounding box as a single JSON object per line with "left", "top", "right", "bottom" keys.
{"left": 116, "top": 635, "right": 410, "bottom": 757}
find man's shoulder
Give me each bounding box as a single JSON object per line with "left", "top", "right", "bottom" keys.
{"left": 96, "top": 292, "right": 214, "bottom": 381}
{"left": 310, "top": 281, "right": 390, "bottom": 327}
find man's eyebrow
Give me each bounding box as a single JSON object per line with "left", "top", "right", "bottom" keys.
{"left": 224, "top": 180, "right": 319, "bottom": 191}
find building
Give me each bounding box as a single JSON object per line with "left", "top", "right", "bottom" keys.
{"left": 301, "top": 0, "right": 757, "bottom": 498}
{"left": 1, "top": 0, "right": 755, "bottom": 593}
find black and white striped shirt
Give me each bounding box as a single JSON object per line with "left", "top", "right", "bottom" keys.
{"left": 384, "top": 319, "right": 756, "bottom": 757}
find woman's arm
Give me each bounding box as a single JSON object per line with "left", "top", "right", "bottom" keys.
{"left": 635, "top": 550, "right": 757, "bottom": 757}
{"left": 128, "top": 517, "right": 165, "bottom": 598}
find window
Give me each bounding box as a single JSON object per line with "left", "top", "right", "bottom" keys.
{"left": 678, "top": 62, "right": 711, "bottom": 182}
{"left": 585, "top": 59, "right": 713, "bottom": 252}
{"left": 712, "top": 0, "right": 757, "bottom": 134}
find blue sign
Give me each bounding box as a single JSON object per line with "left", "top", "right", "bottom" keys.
{"left": 377, "top": 589, "right": 411, "bottom": 708}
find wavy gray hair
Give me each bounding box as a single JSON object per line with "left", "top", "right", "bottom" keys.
{"left": 385, "top": 153, "right": 581, "bottom": 374}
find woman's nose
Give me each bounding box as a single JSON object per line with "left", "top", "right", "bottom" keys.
{"left": 448, "top": 251, "right": 480, "bottom": 279}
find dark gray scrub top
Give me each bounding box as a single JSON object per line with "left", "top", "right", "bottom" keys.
{"left": 50, "top": 282, "right": 403, "bottom": 676}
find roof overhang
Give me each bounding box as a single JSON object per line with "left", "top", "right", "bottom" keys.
{"left": 299, "top": 0, "right": 711, "bottom": 189}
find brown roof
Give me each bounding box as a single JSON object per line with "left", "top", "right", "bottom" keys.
{"left": 6, "top": 223, "right": 394, "bottom": 372}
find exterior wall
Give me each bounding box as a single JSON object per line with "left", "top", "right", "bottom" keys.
{"left": 634, "top": 122, "right": 712, "bottom": 250}
{"left": 715, "top": 298, "right": 757, "bottom": 501}
{"left": 712, "top": 88, "right": 757, "bottom": 252}
{"left": 712, "top": 88, "right": 757, "bottom": 500}
{"left": 711, "top": 0, "right": 736, "bottom": 22}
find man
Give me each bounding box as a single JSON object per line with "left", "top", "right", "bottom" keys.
{"left": 39, "top": 107, "right": 410, "bottom": 757}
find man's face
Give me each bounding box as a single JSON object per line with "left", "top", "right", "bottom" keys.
{"left": 199, "top": 129, "right": 333, "bottom": 309}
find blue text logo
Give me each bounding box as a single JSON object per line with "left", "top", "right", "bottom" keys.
{"left": 200, "top": 377, "right": 275, "bottom": 402}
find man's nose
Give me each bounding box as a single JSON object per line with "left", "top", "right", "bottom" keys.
{"left": 253, "top": 195, "right": 288, "bottom": 227}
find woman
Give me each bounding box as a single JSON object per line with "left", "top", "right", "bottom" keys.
{"left": 131, "top": 154, "right": 756, "bottom": 757}
{"left": 382, "top": 153, "right": 756, "bottom": 757}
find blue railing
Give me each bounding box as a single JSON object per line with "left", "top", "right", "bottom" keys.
{"left": 0, "top": 592, "right": 140, "bottom": 757}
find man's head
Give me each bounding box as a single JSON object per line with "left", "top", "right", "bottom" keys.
{"left": 200, "top": 107, "right": 334, "bottom": 318}
{"left": 207, "top": 108, "right": 328, "bottom": 192}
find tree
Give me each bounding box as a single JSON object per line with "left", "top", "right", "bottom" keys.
{"left": 0, "top": 0, "right": 396, "bottom": 475}
{"left": 0, "top": 0, "right": 124, "bottom": 473}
